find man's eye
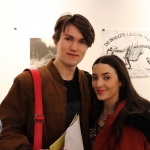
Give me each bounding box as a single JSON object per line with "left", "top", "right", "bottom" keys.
{"left": 65, "top": 37, "right": 72, "bottom": 41}
{"left": 80, "top": 40, "right": 86, "bottom": 44}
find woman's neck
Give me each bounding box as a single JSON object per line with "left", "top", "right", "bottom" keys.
{"left": 98, "top": 102, "right": 116, "bottom": 127}
{"left": 103, "top": 103, "right": 116, "bottom": 114}
{"left": 103, "top": 97, "right": 118, "bottom": 113}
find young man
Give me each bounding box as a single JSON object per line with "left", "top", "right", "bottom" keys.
{"left": 0, "top": 13, "right": 95, "bottom": 149}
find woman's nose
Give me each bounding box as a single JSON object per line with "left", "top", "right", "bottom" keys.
{"left": 96, "top": 78, "right": 103, "bottom": 87}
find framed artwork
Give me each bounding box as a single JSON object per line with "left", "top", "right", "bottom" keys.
{"left": 101, "top": 30, "right": 150, "bottom": 77}
{"left": 30, "top": 38, "right": 56, "bottom": 68}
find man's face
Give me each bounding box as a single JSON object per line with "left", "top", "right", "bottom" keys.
{"left": 54, "top": 24, "right": 88, "bottom": 67}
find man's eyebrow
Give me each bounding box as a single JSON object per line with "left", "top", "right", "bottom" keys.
{"left": 80, "top": 38, "right": 86, "bottom": 41}
{"left": 63, "top": 33, "right": 72, "bottom": 37}
{"left": 64, "top": 33, "right": 86, "bottom": 40}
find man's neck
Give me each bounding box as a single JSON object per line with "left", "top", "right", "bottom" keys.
{"left": 53, "top": 59, "right": 76, "bottom": 80}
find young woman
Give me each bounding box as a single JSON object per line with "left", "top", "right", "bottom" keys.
{"left": 89, "top": 55, "right": 150, "bottom": 150}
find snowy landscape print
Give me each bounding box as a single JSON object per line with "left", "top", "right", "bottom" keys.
{"left": 30, "top": 38, "right": 57, "bottom": 68}
{"left": 101, "top": 30, "right": 150, "bottom": 77}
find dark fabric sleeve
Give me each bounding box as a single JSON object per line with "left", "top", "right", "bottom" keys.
{"left": 125, "top": 113, "right": 150, "bottom": 143}
{"left": 0, "top": 73, "right": 33, "bottom": 149}
{"left": 82, "top": 70, "right": 97, "bottom": 105}
{"left": 82, "top": 70, "right": 97, "bottom": 127}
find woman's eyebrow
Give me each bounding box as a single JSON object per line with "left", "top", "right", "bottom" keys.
{"left": 102, "top": 72, "right": 111, "bottom": 75}
{"left": 92, "top": 72, "right": 111, "bottom": 76}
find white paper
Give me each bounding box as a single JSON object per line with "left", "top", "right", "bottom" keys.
{"left": 64, "top": 115, "right": 84, "bottom": 150}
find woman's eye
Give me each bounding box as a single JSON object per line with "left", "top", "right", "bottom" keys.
{"left": 104, "top": 76, "right": 110, "bottom": 80}
{"left": 92, "top": 76, "right": 97, "bottom": 80}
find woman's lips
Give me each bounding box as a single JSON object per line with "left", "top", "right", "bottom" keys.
{"left": 97, "top": 90, "right": 106, "bottom": 94}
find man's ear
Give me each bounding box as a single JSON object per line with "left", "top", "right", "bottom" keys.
{"left": 53, "top": 40, "right": 57, "bottom": 47}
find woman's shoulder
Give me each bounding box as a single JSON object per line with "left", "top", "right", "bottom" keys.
{"left": 121, "top": 125, "right": 150, "bottom": 149}
{"left": 125, "top": 112, "right": 150, "bottom": 142}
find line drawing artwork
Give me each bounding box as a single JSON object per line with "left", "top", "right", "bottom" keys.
{"left": 30, "top": 38, "right": 56, "bottom": 69}
{"left": 101, "top": 30, "right": 150, "bottom": 77}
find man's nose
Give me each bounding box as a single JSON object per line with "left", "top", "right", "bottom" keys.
{"left": 71, "top": 41, "right": 78, "bottom": 51}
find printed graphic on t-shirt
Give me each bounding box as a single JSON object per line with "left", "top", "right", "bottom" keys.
{"left": 66, "top": 101, "right": 81, "bottom": 127}
{"left": 0, "top": 120, "right": 2, "bottom": 134}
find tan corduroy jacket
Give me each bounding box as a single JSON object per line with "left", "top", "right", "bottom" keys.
{"left": 0, "top": 59, "right": 92, "bottom": 150}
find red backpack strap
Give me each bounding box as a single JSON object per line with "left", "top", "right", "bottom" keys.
{"left": 24, "top": 68, "right": 44, "bottom": 150}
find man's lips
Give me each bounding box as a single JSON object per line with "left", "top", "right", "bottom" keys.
{"left": 96, "top": 90, "right": 106, "bottom": 94}
{"left": 68, "top": 53, "right": 78, "bottom": 57}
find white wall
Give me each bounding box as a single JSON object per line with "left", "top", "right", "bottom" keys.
{"left": 0, "top": 0, "right": 150, "bottom": 102}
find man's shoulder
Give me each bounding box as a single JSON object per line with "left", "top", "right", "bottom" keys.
{"left": 82, "top": 70, "right": 91, "bottom": 76}
{"left": 13, "top": 66, "right": 46, "bottom": 84}
{"left": 81, "top": 70, "right": 92, "bottom": 81}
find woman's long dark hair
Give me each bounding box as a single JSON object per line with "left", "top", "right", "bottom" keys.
{"left": 91, "top": 54, "right": 150, "bottom": 142}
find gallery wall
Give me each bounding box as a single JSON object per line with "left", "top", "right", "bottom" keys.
{"left": 0, "top": 0, "right": 150, "bottom": 102}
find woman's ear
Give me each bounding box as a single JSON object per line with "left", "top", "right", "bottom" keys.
{"left": 119, "top": 81, "right": 122, "bottom": 87}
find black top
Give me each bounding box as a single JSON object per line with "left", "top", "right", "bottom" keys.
{"left": 89, "top": 123, "right": 102, "bottom": 148}
{"left": 63, "top": 68, "right": 81, "bottom": 127}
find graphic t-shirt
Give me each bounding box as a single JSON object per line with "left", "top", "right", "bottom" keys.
{"left": 63, "top": 68, "right": 81, "bottom": 128}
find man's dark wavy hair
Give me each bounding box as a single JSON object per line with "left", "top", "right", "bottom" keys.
{"left": 52, "top": 13, "right": 95, "bottom": 47}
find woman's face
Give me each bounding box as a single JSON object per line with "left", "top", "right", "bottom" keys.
{"left": 92, "top": 63, "right": 122, "bottom": 104}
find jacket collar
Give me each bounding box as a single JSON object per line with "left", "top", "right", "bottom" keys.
{"left": 106, "top": 99, "right": 150, "bottom": 143}
{"left": 104, "top": 100, "right": 126, "bottom": 128}
{"left": 46, "top": 59, "right": 83, "bottom": 86}
{"left": 125, "top": 110, "right": 150, "bottom": 142}
{"left": 46, "top": 59, "right": 65, "bottom": 86}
